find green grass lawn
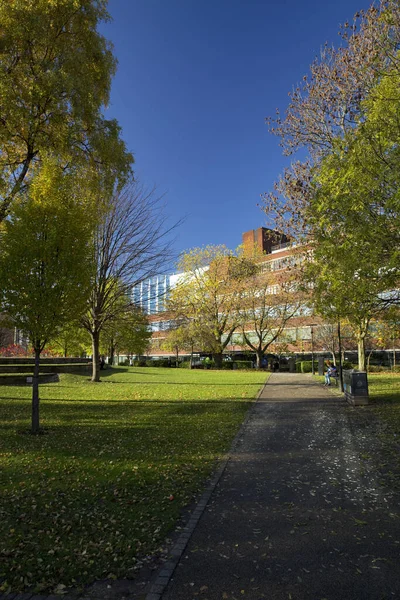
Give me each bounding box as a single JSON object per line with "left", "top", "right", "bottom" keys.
{"left": 315, "top": 370, "right": 400, "bottom": 432}
{"left": 367, "top": 372, "right": 400, "bottom": 432}
{"left": 315, "top": 371, "right": 400, "bottom": 434}
{"left": 0, "top": 366, "right": 267, "bottom": 594}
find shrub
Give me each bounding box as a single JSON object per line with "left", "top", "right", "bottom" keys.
{"left": 367, "top": 365, "right": 384, "bottom": 372}
{"left": 368, "top": 364, "right": 400, "bottom": 373}
{"left": 0, "top": 344, "right": 31, "bottom": 357}
{"left": 342, "top": 361, "right": 354, "bottom": 370}
{"left": 179, "top": 361, "right": 191, "bottom": 368}
{"left": 298, "top": 360, "right": 318, "bottom": 373}
{"left": 233, "top": 360, "right": 253, "bottom": 370}
{"left": 221, "top": 361, "right": 233, "bottom": 370}
{"left": 152, "top": 359, "right": 170, "bottom": 368}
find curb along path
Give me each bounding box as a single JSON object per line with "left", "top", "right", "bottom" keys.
{"left": 160, "top": 373, "right": 400, "bottom": 600}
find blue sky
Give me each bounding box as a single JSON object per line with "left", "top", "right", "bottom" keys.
{"left": 102, "top": 0, "right": 366, "bottom": 259}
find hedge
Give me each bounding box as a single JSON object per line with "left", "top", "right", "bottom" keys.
{"left": 179, "top": 361, "right": 192, "bottom": 369}
{"left": 221, "top": 362, "right": 233, "bottom": 370}
{"left": 296, "top": 360, "right": 318, "bottom": 373}
{"left": 233, "top": 360, "right": 253, "bottom": 370}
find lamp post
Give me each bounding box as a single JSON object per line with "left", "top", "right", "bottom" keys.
{"left": 310, "top": 324, "right": 318, "bottom": 375}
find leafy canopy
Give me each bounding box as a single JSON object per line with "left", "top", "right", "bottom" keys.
{"left": 0, "top": 0, "right": 133, "bottom": 220}
{"left": 0, "top": 158, "right": 94, "bottom": 350}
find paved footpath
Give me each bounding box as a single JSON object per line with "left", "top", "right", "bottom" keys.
{"left": 160, "top": 373, "right": 400, "bottom": 600}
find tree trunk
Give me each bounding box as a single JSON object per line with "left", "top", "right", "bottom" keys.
{"left": 109, "top": 348, "right": 115, "bottom": 366}
{"left": 256, "top": 351, "right": 262, "bottom": 369}
{"left": 91, "top": 329, "right": 101, "bottom": 382}
{"left": 393, "top": 335, "right": 396, "bottom": 369}
{"left": 190, "top": 343, "right": 194, "bottom": 369}
{"left": 357, "top": 336, "right": 366, "bottom": 371}
{"left": 0, "top": 151, "right": 35, "bottom": 223}
{"left": 366, "top": 349, "right": 373, "bottom": 372}
{"left": 330, "top": 337, "right": 337, "bottom": 366}
{"left": 213, "top": 352, "right": 223, "bottom": 369}
{"left": 32, "top": 347, "right": 41, "bottom": 434}
{"left": 109, "top": 337, "right": 115, "bottom": 366}
{"left": 175, "top": 346, "right": 179, "bottom": 368}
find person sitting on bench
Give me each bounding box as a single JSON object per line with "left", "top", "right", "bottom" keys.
{"left": 324, "top": 362, "right": 337, "bottom": 386}
{"left": 324, "top": 363, "right": 331, "bottom": 386}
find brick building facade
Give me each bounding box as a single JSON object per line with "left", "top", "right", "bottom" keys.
{"left": 138, "top": 226, "right": 320, "bottom": 359}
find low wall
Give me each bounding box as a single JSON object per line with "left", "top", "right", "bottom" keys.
{"left": 0, "top": 364, "right": 91, "bottom": 374}
{"left": 0, "top": 357, "right": 91, "bottom": 365}
{"left": 0, "top": 373, "right": 60, "bottom": 385}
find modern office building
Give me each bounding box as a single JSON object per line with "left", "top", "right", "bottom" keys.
{"left": 132, "top": 272, "right": 184, "bottom": 332}
{"left": 135, "top": 226, "right": 319, "bottom": 358}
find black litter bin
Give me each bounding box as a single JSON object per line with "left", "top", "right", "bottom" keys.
{"left": 343, "top": 369, "right": 369, "bottom": 406}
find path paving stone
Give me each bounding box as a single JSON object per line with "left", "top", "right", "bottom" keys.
{"left": 162, "top": 373, "right": 400, "bottom": 600}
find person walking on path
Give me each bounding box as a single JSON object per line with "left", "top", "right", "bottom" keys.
{"left": 160, "top": 372, "right": 400, "bottom": 600}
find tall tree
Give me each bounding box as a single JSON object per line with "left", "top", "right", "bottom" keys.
{"left": 52, "top": 322, "right": 91, "bottom": 358}
{"left": 306, "top": 63, "right": 400, "bottom": 369}
{"left": 263, "top": 0, "right": 400, "bottom": 240}
{"left": 101, "top": 303, "right": 151, "bottom": 365}
{"left": 0, "top": 0, "right": 133, "bottom": 222}
{"left": 375, "top": 308, "right": 400, "bottom": 368}
{"left": 238, "top": 266, "right": 304, "bottom": 369}
{"left": 264, "top": 2, "right": 400, "bottom": 369}
{"left": 0, "top": 161, "right": 93, "bottom": 433}
{"left": 161, "top": 319, "right": 201, "bottom": 367}
{"left": 168, "top": 246, "right": 254, "bottom": 368}
{"left": 314, "top": 322, "right": 356, "bottom": 365}
{"left": 81, "top": 181, "right": 177, "bottom": 382}
{"left": 307, "top": 231, "right": 389, "bottom": 371}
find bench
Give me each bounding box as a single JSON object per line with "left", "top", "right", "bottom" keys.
{"left": 324, "top": 370, "right": 339, "bottom": 386}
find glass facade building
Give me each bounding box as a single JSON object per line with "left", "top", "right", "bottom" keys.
{"left": 132, "top": 274, "right": 171, "bottom": 316}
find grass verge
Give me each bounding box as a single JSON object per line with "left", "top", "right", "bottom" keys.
{"left": 367, "top": 372, "right": 400, "bottom": 432}
{"left": 0, "top": 366, "right": 267, "bottom": 593}
{"left": 316, "top": 369, "right": 400, "bottom": 455}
